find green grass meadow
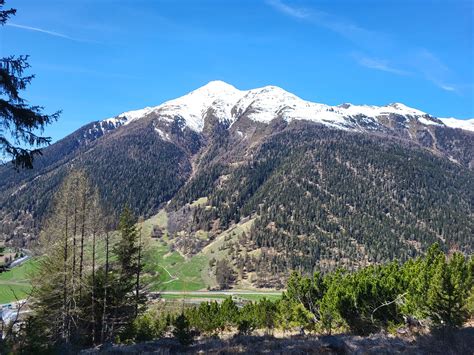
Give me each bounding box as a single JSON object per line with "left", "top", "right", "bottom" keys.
{"left": 144, "top": 240, "right": 207, "bottom": 292}
{"left": 0, "top": 258, "right": 38, "bottom": 304}
{"left": 0, "top": 209, "right": 279, "bottom": 304}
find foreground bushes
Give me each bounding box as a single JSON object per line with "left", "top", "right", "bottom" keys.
{"left": 284, "top": 244, "right": 473, "bottom": 334}
{"left": 125, "top": 244, "right": 473, "bottom": 344}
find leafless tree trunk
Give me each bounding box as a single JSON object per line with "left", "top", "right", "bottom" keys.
{"left": 79, "top": 181, "right": 87, "bottom": 298}
{"left": 135, "top": 222, "right": 142, "bottom": 318}
{"left": 91, "top": 228, "right": 97, "bottom": 344}
{"left": 63, "top": 191, "right": 70, "bottom": 342}
{"left": 90, "top": 189, "right": 103, "bottom": 345}
{"left": 71, "top": 195, "right": 78, "bottom": 332}
{"left": 101, "top": 231, "right": 110, "bottom": 343}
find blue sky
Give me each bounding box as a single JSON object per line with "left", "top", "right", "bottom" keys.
{"left": 2, "top": 0, "right": 473, "bottom": 142}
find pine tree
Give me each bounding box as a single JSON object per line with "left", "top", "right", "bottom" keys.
{"left": 108, "top": 206, "right": 146, "bottom": 336}
{"left": 173, "top": 313, "right": 193, "bottom": 346}
{"left": 219, "top": 297, "right": 239, "bottom": 329}
{"left": 115, "top": 206, "right": 139, "bottom": 278}
{"left": 427, "top": 252, "right": 473, "bottom": 327}
{"left": 0, "top": 0, "right": 59, "bottom": 168}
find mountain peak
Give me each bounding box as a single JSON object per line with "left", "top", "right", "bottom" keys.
{"left": 100, "top": 81, "right": 473, "bottom": 134}
{"left": 196, "top": 80, "right": 239, "bottom": 92}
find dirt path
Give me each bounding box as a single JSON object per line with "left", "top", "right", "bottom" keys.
{"left": 158, "top": 264, "right": 179, "bottom": 284}
{"left": 0, "top": 280, "right": 30, "bottom": 286}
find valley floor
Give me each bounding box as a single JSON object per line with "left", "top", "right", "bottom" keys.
{"left": 0, "top": 259, "right": 36, "bottom": 304}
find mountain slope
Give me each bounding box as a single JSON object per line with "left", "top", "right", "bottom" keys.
{"left": 1, "top": 81, "right": 473, "bottom": 284}
{"left": 440, "top": 117, "right": 474, "bottom": 132}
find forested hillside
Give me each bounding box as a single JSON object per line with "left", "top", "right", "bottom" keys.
{"left": 1, "top": 82, "right": 473, "bottom": 288}
{"left": 0, "top": 117, "right": 198, "bottom": 244}
{"left": 165, "top": 124, "right": 473, "bottom": 285}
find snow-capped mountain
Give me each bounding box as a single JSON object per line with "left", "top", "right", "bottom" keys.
{"left": 100, "top": 80, "right": 473, "bottom": 134}
{"left": 1, "top": 81, "right": 473, "bottom": 249}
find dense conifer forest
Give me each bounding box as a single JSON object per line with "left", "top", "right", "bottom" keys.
{"left": 176, "top": 126, "right": 473, "bottom": 279}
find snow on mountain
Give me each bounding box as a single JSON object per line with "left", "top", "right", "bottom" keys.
{"left": 100, "top": 81, "right": 472, "bottom": 134}
{"left": 439, "top": 117, "right": 474, "bottom": 132}
{"left": 155, "top": 80, "right": 243, "bottom": 131}
{"left": 104, "top": 106, "right": 156, "bottom": 127}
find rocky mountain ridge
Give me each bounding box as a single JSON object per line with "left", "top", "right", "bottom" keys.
{"left": 93, "top": 80, "right": 474, "bottom": 135}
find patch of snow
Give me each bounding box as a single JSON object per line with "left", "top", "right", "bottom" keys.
{"left": 104, "top": 106, "right": 156, "bottom": 127}
{"left": 232, "top": 86, "right": 354, "bottom": 130}
{"left": 417, "top": 116, "right": 443, "bottom": 126}
{"left": 439, "top": 117, "right": 474, "bottom": 132}
{"left": 154, "top": 127, "right": 171, "bottom": 141}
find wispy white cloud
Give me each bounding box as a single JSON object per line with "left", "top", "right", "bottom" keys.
{"left": 265, "top": 0, "right": 309, "bottom": 19}
{"left": 353, "top": 54, "right": 410, "bottom": 76}
{"left": 266, "top": 0, "right": 469, "bottom": 93}
{"left": 6, "top": 23, "right": 87, "bottom": 42}
{"left": 438, "top": 84, "right": 456, "bottom": 92}
{"left": 413, "top": 49, "right": 459, "bottom": 92}
{"left": 266, "top": 0, "right": 383, "bottom": 48}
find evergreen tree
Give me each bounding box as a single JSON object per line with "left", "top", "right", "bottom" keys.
{"left": 115, "top": 206, "right": 140, "bottom": 278}
{"left": 427, "top": 252, "right": 473, "bottom": 327}
{"left": 219, "top": 297, "right": 239, "bottom": 329}
{"left": 173, "top": 313, "right": 193, "bottom": 346}
{"left": 109, "top": 206, "right": 146, "bottom": 336}
{"left": 0, "top": 0, "right": 59, "bottom": 168}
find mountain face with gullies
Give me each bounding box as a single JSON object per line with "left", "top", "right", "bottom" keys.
{"left": 1, "top": 81, "right": 473, "bottom": 279}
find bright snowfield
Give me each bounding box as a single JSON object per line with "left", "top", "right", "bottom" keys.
{"left": 438, "top": 117, "right": 474, "bottom": 132}
{"left": 104, "top": 80, "right": 474, "bottom": 133}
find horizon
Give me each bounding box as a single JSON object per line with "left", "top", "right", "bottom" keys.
{"left": 2, "top": 0, "right": 473, "bottom": 143}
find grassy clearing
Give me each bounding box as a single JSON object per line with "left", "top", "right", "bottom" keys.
{"left": 144, "top": 241, "right": 207, "bottom": 292}
{"left": 139, "top": 210, "right": 168, "bottom": 238}
{"left": 0, "top": 258, "right": 38, "bottom": 304}
{"left": 199, "top": 219, "right": 255, "bottom": 288}
{"left": 190, "top": 197, "right": 208, "bottom": 207}
{"left": 0, "top": 258, "right": 38, "bottom": 282}
{"left": 0, "top": 284, "right": 31, "bottom": 304}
